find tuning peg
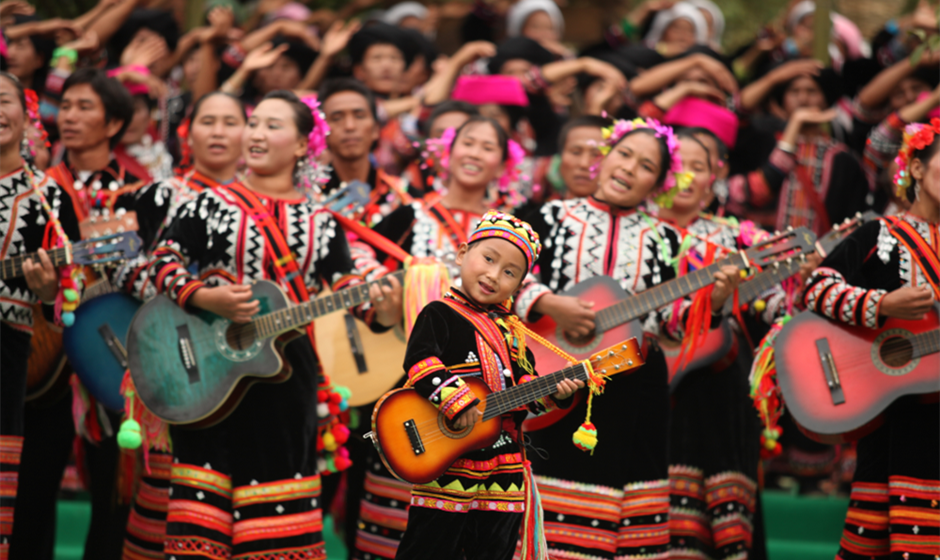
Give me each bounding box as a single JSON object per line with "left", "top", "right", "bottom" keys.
{"left": 786, "top": 226, "right": 793, "bottom": 232}
{"left": 799, "top": 254, "right": 806, "bottom": 262}
{"left": 786, "top": 257, "right": 793, "bottom": 264}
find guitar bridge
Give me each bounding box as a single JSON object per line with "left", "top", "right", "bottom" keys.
{"left": 98, "top": 323, "right": 128, "bottom": 368}
{"left": 176, "top": 324, "right": 200, "bottom": 384}
{"left": 343, "top": 313, "right": 368, "bottom": 374}
{"left": 403, "top": 419, "right": 425, "bottom": 456}
{"left": 815, "top": 337, "right": 845, "bottom": 406}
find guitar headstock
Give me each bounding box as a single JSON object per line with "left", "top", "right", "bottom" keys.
{"left": 325, "top": 180, "right": 372, "bottom": 217}
{"left": 72, "top": 231, "right": 143, "bottom": 267}
{"left": 586, "top": 338, "right": 645, "bottom": 377}
{"left": 817, "top": 211, "right": 880, "bottom": 257}
{"left": 743, "top": 226, "right": 817, "bottom": 268}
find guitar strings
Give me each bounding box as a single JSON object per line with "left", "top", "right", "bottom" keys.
{"left": 802, "top": 331, "right": 938, "bottom": 371}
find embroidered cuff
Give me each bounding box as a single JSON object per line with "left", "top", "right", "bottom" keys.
{"left": 863, "top": 289, "right": 887, "bottom": 329}
{"left": 514, "top": 282, "right": 552, "bottom": 322}
{"left": 434, "top": 377, "right": 479, "bottom": 421}
{"left": 407, "top": 357, "right": 447, "bottom": 385}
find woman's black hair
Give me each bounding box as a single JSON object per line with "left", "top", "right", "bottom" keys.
{"left": 679, "top": 126, "right": 728, "bottom": 163}
{"left": 609, "top": 127, "right": 673, "bottom": 186}
{"left": 449, "top": 115, "right": 510, "bottom": 163}
{"left": 423, "top": 101, "right": 479, "bottom": 136}
{"left": 0, "top": 71, "right": 27, "bottom": 112}
{"left": 190, "top": 91, "right": 247, "bottom": 123}
{"left": 260, "top": 89, "right": 314, "bottom": 138}
{"left": 675, "top": 129, "right": 712, "bottom": 172}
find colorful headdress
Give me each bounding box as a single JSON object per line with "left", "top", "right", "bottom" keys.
{"left": 469, "top": 210, "right": 542, "bottom": 272}
{"left": 297, "top": 94, "right": 332, "bottom": 190}
{"left": 893, "top": 118, "right": 940, "bottom": 198}
{"left": 600, "top": 117, "right": 693, "bottom": 208}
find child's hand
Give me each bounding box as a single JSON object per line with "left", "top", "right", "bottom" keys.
{"left": 553, "top": 378, "right": 584, "bottom": 401}
{"left": 453, "top": 406, "right": 483, "bottom": 429}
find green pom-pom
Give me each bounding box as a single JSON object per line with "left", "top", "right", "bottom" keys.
{"left": 572, "top": 422, "right": 598, "bottom": 453}
{"left": 335, "top": 385, "right": 352, "bottom": 400}
{"left": 61, "top": 312, "right": 75, "bottom": 327}
{"left": 64, "top": 289, "right": 78, "bottom": 302}
{"left": 117, "top": 419, "right": 142, "bottom": 449}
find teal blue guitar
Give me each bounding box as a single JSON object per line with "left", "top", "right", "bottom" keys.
{"left": 125, "top": 171, "right": 391, "bottom": 426}
{"left": 70, "top": 180, "right": 373, "bottom": 415}
{"left": 126, "top": 270, "right": 404, "bottom": 426}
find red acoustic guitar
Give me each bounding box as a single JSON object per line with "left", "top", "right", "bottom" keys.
{"left": 369, "top": 339, "right": 644, "bottom": 484}
{"left": 775, "top": 306, "right": 940, "bottom": 444}
{"left": 522, "top": 227, "right": 816, "bottom": 431}
{"left": 664, "top": 212, "right": 879, "bottom": 389}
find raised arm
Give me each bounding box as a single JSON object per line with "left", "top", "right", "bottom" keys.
{"left": 858, "top": 50, "right": 940, "bottom": 111}
{"left": 422, "top": 41, "right": 496, "bottom": 106}
{"left": 738, "top": 58, "right": 822, "bottom": 113}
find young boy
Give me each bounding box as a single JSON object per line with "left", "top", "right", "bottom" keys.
{"left": 393, "top": 210, "right": 582, "bottom": 560}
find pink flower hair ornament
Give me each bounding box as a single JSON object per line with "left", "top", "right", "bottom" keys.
{"left": 599, "top": 117, "right": 693, "bottom": 208}
{"left": 298, "top": 94, "right": 332, "bottom": 190}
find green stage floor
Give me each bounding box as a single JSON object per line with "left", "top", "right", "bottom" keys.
{"left": 51, "top": 491, "right": 848, "bottom": 559}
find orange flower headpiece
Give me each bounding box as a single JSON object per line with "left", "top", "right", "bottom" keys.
{"left": 893, "top": 117, "right": 940, "bottom": 197}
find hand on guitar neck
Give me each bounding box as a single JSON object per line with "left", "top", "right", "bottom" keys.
{"left": 880, "top": 285, "right": 936, "bottom": 321}
{"left": 533, "top": 264, "right": 741, "bottom": 338}
{"left": 22, "top": 248, "right": 59, "bottom": 304}
{"left": 188, "top": 275, "right": 405, "bottom": 327}
{"left": 452, "top": 377, "right": 584, "bottom": 429}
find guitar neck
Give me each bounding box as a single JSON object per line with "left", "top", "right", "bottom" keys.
{"left": 594, "top": 252, "right": 747, "bottom": 333}
{"left": 911, "top": 329, "right": 940, "bottom": 359}
{"left": 0, "top": 246, "right": 71, "bottom": 280}
{"left": 482, "top": 362, "right": 589, "bottom": 420}
{"left": 737, "top": 260, "right": 801, "bottom": 306}
{"left": 252, "top": 269, "right": 407, "bottom": 339}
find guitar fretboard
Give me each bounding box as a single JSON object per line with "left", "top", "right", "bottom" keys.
{"left": 911, "top": 329, "right": 940, "bottom": 359}
{"left": 0, "top": 246, "right": 71, "bottom": 280}
{"left": 482, "top": 362, "right": 589, "bottom": 420}
{"left": 251, "top": 269, "right": 407, "bottom": 338}
{"left": 594, "top": 252, "right": 747, "bottom": 333}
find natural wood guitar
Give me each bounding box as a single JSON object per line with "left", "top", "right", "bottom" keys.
{"left": 315, "top": 298, "right": 408, "bottom": 407}
{"left": 368, "top": 339, "right": 644, "bottom": 484}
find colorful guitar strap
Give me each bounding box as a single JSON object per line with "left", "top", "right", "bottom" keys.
{"left": 218, "top": 183, "right": 313, "bottom": 338}
{"left": 882, "top": 216, "right": 940, "bottom": 299}
{"left": 441, "top": 294, "right": 513, "bottom": 394}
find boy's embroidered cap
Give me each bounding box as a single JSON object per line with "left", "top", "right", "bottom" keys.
{"left": 469, "top": 211, "right": 541, "bottom": 271}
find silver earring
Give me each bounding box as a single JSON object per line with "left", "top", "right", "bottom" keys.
{"left": 20, "top": 135, "right": 30, "bottom": 159}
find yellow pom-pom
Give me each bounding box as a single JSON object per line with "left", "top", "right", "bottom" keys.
{"left": 572, "top": 422, "right": 598, "bottom": 453}
{"left": 754, "top": 299, "right": 767, "bottom": 312}
{"left": 739, "top": 269, "right": 748, "bottom": 279}
{"left": 62, "top": 302, "right": 78, "bottom": 312}
{"left": 322, "top": 431, "right": 337, "bottom": 452}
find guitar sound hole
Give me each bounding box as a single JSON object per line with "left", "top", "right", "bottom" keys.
{"left": 226, "top": 323, "right": 258, "bottom": 351}
{"left": 880, "top": 336, "right": 913, "bottom": 368}
{"left": 437, "top": 415, "right": 473, "bottom": 439}
{"left": 563, "top": 330, "right": 597, "bottom": 347}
